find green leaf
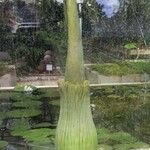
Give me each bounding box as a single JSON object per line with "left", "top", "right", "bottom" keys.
{"left": 124, "top": 43, "right": 137, "bottom": 49}
{"left": 0, "top": 140, "right": 8, "bottom": 149}
{"left": 110, "top": 132, "right": 138, "bottom": 144}
{"left": 6, "top": 109, "right": 41, "bottom": 118}
{"left": 12, "top": 101, "right": 42, "bottom": 108}
{"left": 32, "top": 122, "right": 56, "bottom": 128}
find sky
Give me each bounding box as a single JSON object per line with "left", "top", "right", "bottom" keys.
{"left": 96, "top": 0, "right": 120, "bottom": 18}
{"left": 56, "top": 0, "right": 120, "bottom": 18}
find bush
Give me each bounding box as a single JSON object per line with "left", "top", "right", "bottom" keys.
{"left": 91, "top": 61, "right": 150, "bottom": 76}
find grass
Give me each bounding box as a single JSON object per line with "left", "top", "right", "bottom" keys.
{"left": 91, "top": 61, "right": 150, "bottom": 76}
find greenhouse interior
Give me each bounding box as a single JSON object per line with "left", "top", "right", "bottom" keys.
{"left": 0, "top": 0, "right": 150, "bottom": 149}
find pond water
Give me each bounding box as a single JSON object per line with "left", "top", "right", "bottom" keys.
{"left": 0, "top": 85, "right": 150, "bottom": 150}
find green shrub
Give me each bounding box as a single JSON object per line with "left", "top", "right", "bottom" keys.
{"left": 91, "top": 61, "right": 150, "bottom": 76}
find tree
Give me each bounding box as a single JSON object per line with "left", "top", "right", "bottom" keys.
{"left": 55, "top": 0, "right": 98, "bottom": 150}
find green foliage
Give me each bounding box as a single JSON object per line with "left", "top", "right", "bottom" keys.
{"left": 12, "top": 101, "right": 42, "bottom": 109}
{"left": 14, "top": 84, "right": 37, "bottom": 92}
{"left": 0, "top": 112, "right": 7, "bottom": 120}
{"left": 97, "top": 127, "right": 149, "bottom": 149}
{"left": 97, "top": 128, "right": 111, "bottom": 144}
{"left": 10, "top": 118, "right": 55, "bottom": 144}
{"left": 127, "top": 61, "right": 150, "bottom": 74}
{"left": 124, "top": 43, "right": 137, "bottom": 50}
{"left": 0, "top": 119, "right": 4, "bottom": 128}
{"left": 91, "top": 61, "right": 150, "bottom": 76}
{"left": 0, "top": 92, "right": 12, "bottom": 99}
{"left": 11, "top": 90, "right": 41, "bottom": 102}
{"left": 6, "top": 109, "right": 41, "bottom": 118}
{"left": 0, "top": 140, "right": 8, "bottom": 149}
{"left": 22, "top": 128, "right": 55, "bottom": 143}
{"left": 11, "top": 118, "right": 30, "bottom": 135}
{"left": 91, "top": 63, "right": 132, "bottom": 76}
{"left": 40, "top": 88, "right": 59, "bottom": 98}
{"left": 12, "top": 127, "right": 55, "bottom": 144}
{"left": 32, "top": 122, "right": 54, "bottom": 128}
{"left": 0, "top": 63, "right": 9, "bottom": 76}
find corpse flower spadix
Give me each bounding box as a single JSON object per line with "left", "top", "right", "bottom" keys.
{"left": 55, "top": 0, "right": 98, "bottom": 149}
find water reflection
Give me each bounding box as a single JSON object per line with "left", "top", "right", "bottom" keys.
{"left": 0, "top": 85, "right": 149, "bottom": 149}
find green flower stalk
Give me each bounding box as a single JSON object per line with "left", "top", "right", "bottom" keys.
{"left": 55, "top": 0, "right": 98, "bottom": 149}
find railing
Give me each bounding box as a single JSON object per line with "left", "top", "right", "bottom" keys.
{"left": 0, "top": 82, "right": 150, "bottom": 91}
{"left": 18, "top": 22, "right": 40, "bottom": 29}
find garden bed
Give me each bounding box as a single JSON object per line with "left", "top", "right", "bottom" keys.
{"left": 85, "top": 61, "right": 150, "bottom": 84}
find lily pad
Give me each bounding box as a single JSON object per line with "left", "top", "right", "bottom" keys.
{"left": 0, "top": 140, "right": 8, "bottom": 149}
{"left": 12, "top": 101, "right": 42, "bottom": 108}
{"left": 11, "top": 93, "right": 41, "bottom": 102}
{"left": 0, "top": 112, "right": 7, "bottom": 120}
{"left": 6, "top": 109, "right": 41, "bottom": 118}
{"left": 11, "top": 118, "right": 30, "bottom": 136}
{"left": 12, "top": 128, "right": 55, "bottom": 144}
{"left": 32, "top": 122, "right": 56, "bottom": 128}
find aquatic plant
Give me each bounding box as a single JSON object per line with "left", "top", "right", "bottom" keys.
{"left": 12, "top": 127, "right": 55, "bottom": 144}
{"left": 0, "top": 112, "right": 6, "bottom": 120}
{"left": 20, "top": 128, "right": 55, "bottom": 143}
{"left": 12, "top": 101, "right": 42, "bottom": 109}
{"left": 55, "top": 0, "right": 97, "bottom": 149}
{"left": 11, "top": 118, "right": 30, "bottom": 136}
{"left": 32, "top": 122, "right": 55, "bottom": 128}
{"left": 96, "top": 127, "right": 149, "bottom": 149}
{"left": 0, "top": 140, "right": 8, "bottom": 149}
{"left": 6, "top": 109, "right": 41, "bottom": 118}
{"left": 11, "top": 119, "right": 55, "bottom": 144}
